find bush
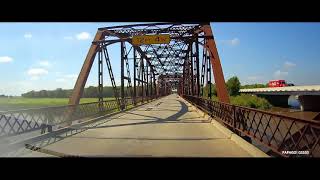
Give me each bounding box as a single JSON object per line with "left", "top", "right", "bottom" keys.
{"left": 230, "top": 94, "right": 272, "bottom": 110}
{"left": 226, "top": 76, "right": 241, "bottom": 96}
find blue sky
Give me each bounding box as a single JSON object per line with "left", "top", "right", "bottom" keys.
{"left": 0, "top": 22, "right": 320, "bottom": 96}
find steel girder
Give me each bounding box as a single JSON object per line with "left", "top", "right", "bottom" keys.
{"left": 68, "top": 23, "right": 230, "bottom": 117}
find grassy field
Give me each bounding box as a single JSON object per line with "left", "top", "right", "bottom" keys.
{"left": 0, "top": 97, "right": 115, "bottom": 111}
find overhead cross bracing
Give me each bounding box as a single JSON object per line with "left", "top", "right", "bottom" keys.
{"left": 1, "top": 23, "right": 320, "bottom": 157}
{"left": 63, "top": 22, "right": 231, "bottom": 131}
{"left": 95, "top": 23, "right": 202, "bottom": 76}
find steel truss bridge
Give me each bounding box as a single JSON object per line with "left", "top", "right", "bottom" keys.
{"left": 0, "top": 23, "right": 319, "bottom": 157}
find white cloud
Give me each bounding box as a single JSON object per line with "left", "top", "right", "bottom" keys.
{"left": 27, "top": 68, "right": 48, "bottom": 80}
{"left": 284, "top": 61, "right": 296, "bottom": 69}
{"left": 274, "top": 70, "right": 288, "bottom": 78}
{"left": 220, "top": 38, "right": 240, "bottom": 46}
{"left": 64, "top": 36, "right": 73, "bottom": 40}
{"left": 39, "top": 60, "right": 51, "bottom": 67}
{"left": 76, "top": 32, "right": 91, "bottom": 40}
{"left": 0, "top": 56, "right": 13, "bottom": 63}
{"left": 230, "top": 38, "right": 240, "bottom": 46}
{"left": 24, "top": 33, "right": 32, "bottom": 39}
{"left": 27, "top": 68, "right": 48, "bottom": 76}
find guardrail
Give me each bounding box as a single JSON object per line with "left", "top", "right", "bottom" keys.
{"left": 0, "top": 95, "right": 159, "bottom": 138}
{"left": 182, "top": 95, "right": 320, "bottom": 157}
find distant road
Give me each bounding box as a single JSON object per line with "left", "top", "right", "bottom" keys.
{"left": 239, "top": 85, "right": 320, "bottom": 95}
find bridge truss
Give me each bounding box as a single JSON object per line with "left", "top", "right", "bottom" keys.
{"left": 68, "top": 23, "right": 230, "bottom": 110}
{"left": 0, "top": 23, "right": 319, "bottom": 157}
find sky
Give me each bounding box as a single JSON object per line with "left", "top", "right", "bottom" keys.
{"left": 0, "top": 22, "right": 320, "bottom": 96}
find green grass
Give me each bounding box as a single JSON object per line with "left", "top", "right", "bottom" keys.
{"left": 230, "top": 94, "right": 272, "bottom": 110}
{"left": 0, "top": 97, "right": 115, "bottom": 111}
{"left": 205, "top": 94, "right": 272, "bottom": 110}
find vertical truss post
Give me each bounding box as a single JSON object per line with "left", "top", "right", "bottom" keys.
{"left": 186, "top": 50, "right": 190, "bottom": 95}
{"left": 182, "top": 61, "right": 185, "bottom": 95}
{"left": 183, "top": 48, "right": 189, "bottom": 95}
{"left": 195, "top": 36, "right": 200, "bottom": 97}
{"left": 102, "top": 46, "right": 120, "bottom": 108}
{"left": 141, "top": 58, "right": 144, "bottom": 103}
{"left": 150, "top": 72, "right": 153, "bottom": 99}
{"left": 133, "top": 47, "right": 137, "bottom": 105}
{"left": 65, "top": 30, "right": 103, "bottom": 127}
{"left": 98, "top": 47, "right": 104, "bottom": 111}
{"left": 202, "top": 24, "right": 230, "bottom": 103}
{"left": 69, "top": 30, "right": 103, "bottom": 106}
{"left": 146, "top": 63, "right": 149, "bottom": 101}
{"left": 190, "top": 41, "right": 194, "bottom": 96}
{"left": 207, "top": 54, "right": 212, "bottom": 99}
{"left": 165, "top": 82, "right": 168, "bottom": 95}
{"left": 120, "top": 41, "right": 125, "bottom": 110}
{"left": 200, "top": 42, "right": 206, "bottom": 97}
{"left": 123, "top": 44, "right": 133, "bottom": 103}
{"left": 153, "top": 74, "right": 156, "bottom": 98}
{"left": 137, "top": 55, "right": 141, "bottom": 101}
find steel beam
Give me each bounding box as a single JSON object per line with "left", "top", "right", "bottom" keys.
{"left": 120, "top": 41, "right": 125, "bottom": 110}
{"left": 190, "top": 42, "right": 194, "bottom": 96}
{"left": 195, "top": 36, "right": 200, "bottom": 96}
{"left": 133, "top": 47, "right": 137, "bottom": 105}
{"left": 69, "top": 30, "right": 104, "bottom": 106}
{"left": 98, "top": 48, "right": 103, "bottom": 110}
{"left": 202, "top": 24, "right": 230, "bottom": 103}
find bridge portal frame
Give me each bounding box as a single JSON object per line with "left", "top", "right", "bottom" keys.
{"left": 67, "top": 23, "right": 230, "bottom": 126}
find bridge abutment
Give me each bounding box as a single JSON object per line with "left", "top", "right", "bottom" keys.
{"left": 298, "top": 95, "right": 320, "bottom": 111}
{"left": 257, "top": 95, "right": 290, "bottom": 108}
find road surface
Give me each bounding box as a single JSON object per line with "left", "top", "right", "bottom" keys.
{"left": 21, "top": 94, "right": 266, "bottom": 157}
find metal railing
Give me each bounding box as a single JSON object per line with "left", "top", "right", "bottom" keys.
{"left": 0, "top": 96, "right": 160, "bottom": 138}
{"left": 182, "top": 95, "right": 320, "bottom": 157}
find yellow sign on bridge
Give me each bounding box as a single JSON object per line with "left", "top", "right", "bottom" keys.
{"left": 132, "top": 34, "right": 171, "bottom": 45}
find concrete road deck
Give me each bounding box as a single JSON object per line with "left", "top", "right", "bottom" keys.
{"left": 23, "top": 94, "right": 267, "bottom": 157}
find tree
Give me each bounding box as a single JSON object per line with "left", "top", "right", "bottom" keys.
{"left": 47, "top": 90, "right": 55, "bottom": 98}
{"left": 212, "top": 84, "right": 217, "bottom": 96}
{"left": 21, "top": 86, "right": 118, "bottom": 98}
{"left": 241, "top": 83, "right": 267, "bottom": 89}
{"left": 39, "top": 90, "right": 48, "bottom": 97}
{"left": 85, "top": 86, "right": 98, "bottom": 98}
{"left": 55, "top": 88, "right": 65, "bottom": 98}
{"left": 226, "top": 76, "right": 241, "bottom": 96}
{"left": 202, "top": 83, "right": 217, "bottom": 98}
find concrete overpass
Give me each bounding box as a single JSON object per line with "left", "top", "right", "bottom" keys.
{"left": 239, "top": 85, "right": 320, "bottom": 111}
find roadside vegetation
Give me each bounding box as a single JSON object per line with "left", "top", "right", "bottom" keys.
{"left": 21, "top": 86, "right": 120, "bottom": 98}
{"left": 0, "top": 76, "right": 271, "bottom": 111}
{"left": 201, "top": 76, "right": 272, "bottom": 110}
{"left": 0, "top": 97, "right": 115, "bottom": 111}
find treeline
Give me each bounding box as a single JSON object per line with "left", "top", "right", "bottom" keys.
{"left": 202, "top": 76, "right": 241, "bottom": 97}
{"left": 22, "top": 86, "right": 119, "bottom": 98}
{"left": 202, "top": 77, "right": 267, "bottom": 97}
{"left": 241, "top": 83, "right": 267, "bottom": 89}
{"left": 200, "top": 76, "right": 271, "bottom": 109}
{"left": 0, "top": 94, "right": 13, "bottom": 98}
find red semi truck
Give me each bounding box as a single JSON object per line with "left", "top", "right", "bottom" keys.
{"left": 268, "top": 80, "right": 294, "bottom": 87}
